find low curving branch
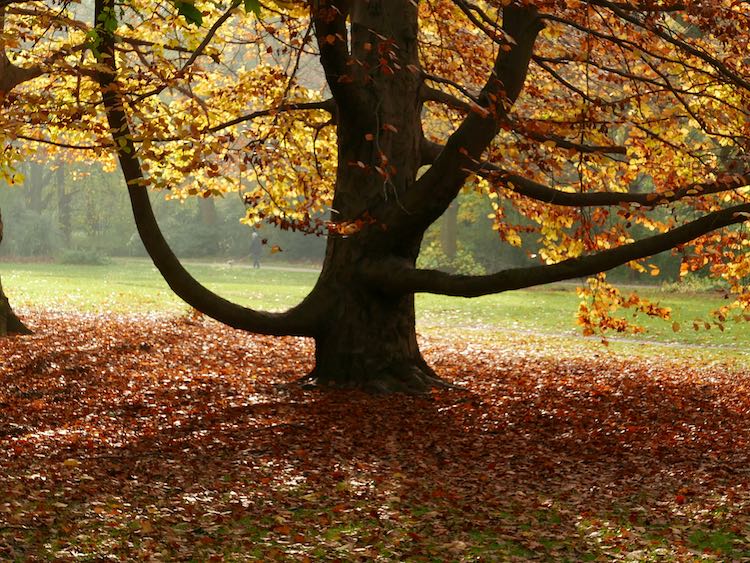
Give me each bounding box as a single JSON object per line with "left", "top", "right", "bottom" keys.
{"left": 490, "top": 170, "right": 750, "bottom": 208}
{"left": 94, "top": 0, "right": 319, "bottom": 337}
{"left": 363, "top": 203, "right": 750, "bottom": 297}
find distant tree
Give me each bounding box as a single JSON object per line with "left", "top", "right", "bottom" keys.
{"left": 4, "top": 0, "right": 750, "bottom": 389}
{"left": 0, "top": 210, "right": 31, "bottom": 336}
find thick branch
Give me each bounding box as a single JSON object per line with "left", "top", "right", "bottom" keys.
{"left": 364, "top": 204, "right": 750, "bottom": 297}
{"left": 312, "top": 1, "right": 367, "bottom": 121}
{"left": 421, "top": 140, "right": 747, "bottom": 206}
{"left": 389, "top": 5, "right": 544, "bottom": 238}
{"left": 494, "top": 169, "right": 749, "bottom": 207}
{"left": 420, "top": 83, "right": 474, "bottom": 111}
{"left": 420, "top": 89, "right": 626, "bottom": 156}
{"left": 94, "top": 0, "right": 318, "bottom": 337}
{"left": 0, "top": 7, "right": 43, "bottom": 93}
{"left": 0, "top": 59, "right": 43, "bottom": 92}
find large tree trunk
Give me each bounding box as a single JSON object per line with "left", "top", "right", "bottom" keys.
{"left": 303, "top": 1, "right": 444, "bottom": 393}
{"left": 306, "top": 237, "right": 446, "bottom": 393}
{"left": 0, "top": 209, "right": 31, "bottom": 336}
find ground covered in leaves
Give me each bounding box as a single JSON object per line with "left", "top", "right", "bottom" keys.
{"left": 2, "top": 310, "right": 750, "bottom": 561}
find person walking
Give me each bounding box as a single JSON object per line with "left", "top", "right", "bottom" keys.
{"left": 250, "top": 231, "right": 262, "bottom": 269}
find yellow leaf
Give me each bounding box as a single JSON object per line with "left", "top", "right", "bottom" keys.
{"left": 63, "top": 458, "right": 80, "bottom": 468}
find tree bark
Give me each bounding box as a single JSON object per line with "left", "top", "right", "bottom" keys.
{"left": 302, "top": 0, "right": 449, "bottom": 392}
{"left": 305, "top": 268, "right": 444, "bottom": 393}
{"left": 0, "top": 209, "right": 31, "bottom": 336}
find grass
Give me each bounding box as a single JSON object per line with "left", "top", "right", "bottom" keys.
{"left": 1, "top": 257, "right": 748, "bottom": 359}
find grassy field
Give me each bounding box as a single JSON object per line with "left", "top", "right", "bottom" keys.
{"left": 1, "top": 257, "right": 748, "bottom": 358}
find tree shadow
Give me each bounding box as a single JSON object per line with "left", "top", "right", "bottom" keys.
{"left": 2, "top": 316, "right": 750, "bottom": 560}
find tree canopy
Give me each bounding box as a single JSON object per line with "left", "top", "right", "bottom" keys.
{"left": 1, "top": 0, "right": 748, "bottom": 389}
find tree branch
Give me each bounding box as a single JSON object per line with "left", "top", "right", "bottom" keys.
{"left": 510, "top": 127, "right": 627, "bottom": 155}
{"left": 94, "top": 0, "right": 319, "bottom": 337}
{"left": 13, "top": 134, "right": 106, "bottom": 150}
{"left": 419, "top": 89, "right": 626, "bottom": 156}
{"left": 363, "top": 204, "right": 750, "bottom": 297}
{"left": 0, "top": 7, "right": 43, "bottom": 92}
{"left": 312, "top": 1, "right": 367, "bottom": 121}
{"left": 388, "top": 5, "right": 544, "bottom": 238}
{"left": 420, "top": 84, "right": 473, "bottom": 112}
{"left": 132, "top": 0, "right": 243, "bottom": 104}
{"left": 586, "top": 0, "right": 750, "bottom": 92}
{"left": 140, "top": 99, "right": 334, "bottom": 143}
{"left": 206, "top": 99, "right": 335, "bottom": 134}
{"left": 419, "top": 139, "right": 748, "bottom": 206}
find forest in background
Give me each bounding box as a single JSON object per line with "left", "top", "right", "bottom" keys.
{"left": 1, "top": 160, "right": 690, "bottom": 285}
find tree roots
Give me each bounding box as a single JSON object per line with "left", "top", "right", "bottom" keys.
{"left": 301, "top": 361, "right": 459, "bottom": 395}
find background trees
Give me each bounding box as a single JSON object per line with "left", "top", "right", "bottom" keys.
{"left": 1, "top": 0, "right": 748, "bottom": 388}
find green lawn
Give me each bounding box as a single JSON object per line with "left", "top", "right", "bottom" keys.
{"left": 1, "top": 258, "right": 748, "bottom": 358}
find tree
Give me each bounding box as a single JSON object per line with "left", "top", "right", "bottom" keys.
{"left": 4, "top": 0, "right": 750, "bottom": 390}
{"left": 0, "top": 209, "right": 31, "bottom": 336}
{"left": 0, "top": 4, "right": 39, "bottom": 337}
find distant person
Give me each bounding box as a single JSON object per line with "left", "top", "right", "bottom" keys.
{"left": 250, "top": 231, "right": 262, "bottom": 269}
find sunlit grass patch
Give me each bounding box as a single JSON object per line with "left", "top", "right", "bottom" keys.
{"left": 2, "top": 258, "right": 749, "bottom": 359}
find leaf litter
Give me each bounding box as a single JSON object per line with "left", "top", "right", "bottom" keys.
{"left": 1, "top": 309, "right": 749, "bottom": 561}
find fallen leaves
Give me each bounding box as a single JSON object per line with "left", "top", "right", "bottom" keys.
{"left": 1, "top": 309, "right": 750, "bottom": 560}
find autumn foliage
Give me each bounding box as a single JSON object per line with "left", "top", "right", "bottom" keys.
{"left": 2, "top": 312, "right": 750, "bottom": 559}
